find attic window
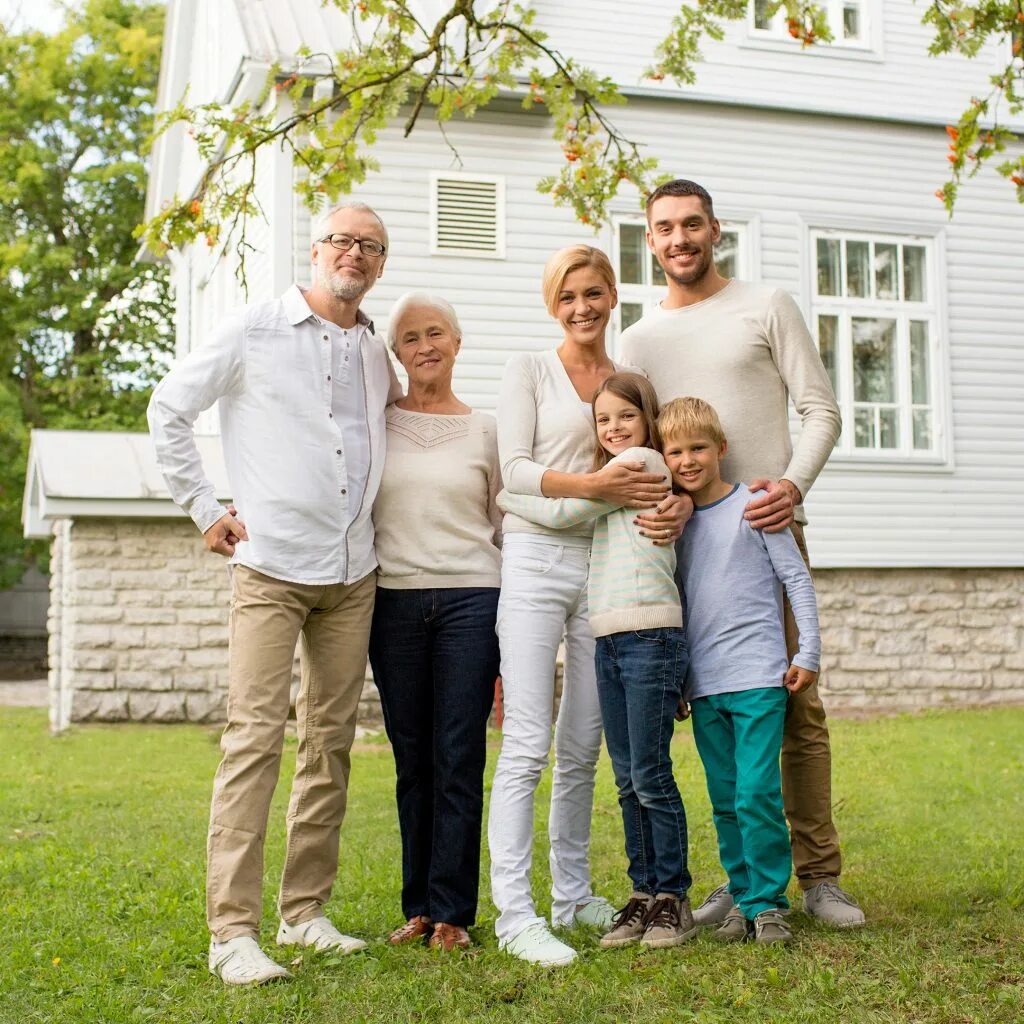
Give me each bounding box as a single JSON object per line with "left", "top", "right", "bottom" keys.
{"left": 430, "top": 173, "right": 505, "bottom": 258}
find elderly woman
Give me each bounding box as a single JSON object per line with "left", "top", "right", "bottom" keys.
{"left": 369, "top": 291, "right": 502, "bottom": 952}
{"left": 488, "top": 245, "right": 689, "bottom": 966}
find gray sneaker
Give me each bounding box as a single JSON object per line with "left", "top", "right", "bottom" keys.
{"left": 711, "top": 907, "right": 751, "bottom": 943}
{"left": 753, "top": 909, "right": 793, "bottom": 945}
{"left": 640, "top": 894, "right": 698, "bottom": 948}
{"left": 692, "top": 883, "right": 735, "bottom": 926}
{"left": 599, "top": 892, "right": 654, "bottom": 948}
{"left": 803, "top": 881, "right": 866, "bottom": 928}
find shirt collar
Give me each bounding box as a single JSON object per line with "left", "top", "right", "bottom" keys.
{"left": 283, "top": 284, "right": 376, "bottom": 334}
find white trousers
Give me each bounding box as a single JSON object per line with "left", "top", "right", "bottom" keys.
{"left": 488, "top": 533, "right": 604, "bottom": 942}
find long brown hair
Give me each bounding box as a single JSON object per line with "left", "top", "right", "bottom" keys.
{"left": 590, "top": 372, "right": 662, "bottom": 472}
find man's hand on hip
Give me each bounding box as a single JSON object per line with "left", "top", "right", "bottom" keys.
{"left": 204, "top": 508, "right": 248, "bottom": 557}
{"left": 744, "top": 479, "right": 801, "bottom": 533}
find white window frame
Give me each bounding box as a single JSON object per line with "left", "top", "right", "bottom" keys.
{"left": 429, "top": 170, "right": 506, "bottom": 260}
{"left": 806, "top": 224, "right": 953, "bottom": 470}
{"left": 744, "top": 0, "right": 883, "bottom": 60}
{"left": 609, "top": 214, "right": 757, "bottom": 352}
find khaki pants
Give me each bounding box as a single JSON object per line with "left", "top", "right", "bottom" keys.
{"left": 207, "top": 565, "right": 376, "bottom": 941}
{"left": 782, "top": 524, "right": 843, "bottom": 888}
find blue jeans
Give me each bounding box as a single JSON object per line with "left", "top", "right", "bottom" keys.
{"left": 368, "top": 587, "right": 499, "bottom": 925}
{"left": 595, "top": 628, "right": 692, "bottom": 897}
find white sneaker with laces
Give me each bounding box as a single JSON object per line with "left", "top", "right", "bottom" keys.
{"left": 276, "top": 915, "right": 369, "bottom": 953}
{"left": 208, "top": 936, "right": 291, "bottom": 986}
{"left": 570, "top": 896, "right": 617, "bottom": 932}
{"left": 803, "top": 881, "right": 866, "bottom": 928}
{"left": 501, "top": 922, "right": 578, "bottom": 967}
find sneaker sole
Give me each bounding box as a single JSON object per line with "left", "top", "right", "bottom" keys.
{"left": 640, "top": 926, "right": 699, "bottom": 949}
{"left": 804, "top": 912, "right": 866, "bottom": 929}
{"left": 211, "top": 967, "right": 291, "bottom": 986}
{"left": 598, "top": 935, "right": 642, "bottom": 949}
{"left": 276, "top": 938, "right": 368, "bottom": 954}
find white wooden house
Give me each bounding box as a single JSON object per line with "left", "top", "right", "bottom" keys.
{"left": 27, "top": 0, "right": 1024, "bottom": 727}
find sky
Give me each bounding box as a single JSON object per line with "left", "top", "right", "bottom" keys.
{"left": 1, "top": 0, "right": 64, "bottom": 32}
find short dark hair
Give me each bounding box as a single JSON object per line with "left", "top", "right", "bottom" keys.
{"left": 645, "top": 179, "right": 715, "bottom": 222}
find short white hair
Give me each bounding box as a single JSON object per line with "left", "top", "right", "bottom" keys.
{"left": 312, "top": 201, "right": 389, "bottom": 252}
{"left": 387, "top": 292, "right": 462, "bottom": 355}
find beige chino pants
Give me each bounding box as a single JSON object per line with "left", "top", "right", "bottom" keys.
{"left": 207, "top": 565, "right": 376, "bottom": 942}
{"left": 781, "top": 523, "right": 844, "bottom": 888}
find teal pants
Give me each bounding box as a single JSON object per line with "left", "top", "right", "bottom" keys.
{"left": 690, "top": 687, "right": 791, "bottom": 920}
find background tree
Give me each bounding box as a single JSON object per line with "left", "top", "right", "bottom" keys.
{"left": 0, "top": 0, "right": 172, "bottom": 586}
{"left": 143, "top": 0, "right": 1022, "bottom": 264}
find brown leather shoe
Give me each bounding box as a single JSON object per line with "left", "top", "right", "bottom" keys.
{"left": 388, "top": 916, "right": 432, "bottom": 945}
{"left": 427, "top": 923, "right": 471, "bottom": 951}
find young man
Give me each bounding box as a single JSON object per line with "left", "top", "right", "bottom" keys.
{"left": 619, "top": 179, "right": 863, "bottom": 928}
{"left": 148, "top": 202, "right": 402, "bottom": 984}
{"left": 660, "top": 397, "right": 821, "bottom": 945}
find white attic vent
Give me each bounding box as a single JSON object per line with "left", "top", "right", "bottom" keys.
{"left": 430, "top": 172, "right": 505, "bottom": 258}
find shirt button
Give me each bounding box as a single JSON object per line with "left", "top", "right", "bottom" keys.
{"left": 341, "top": 488, "right": 347, "bottom": 495}
{"left": 336, "top": 449, "right": 342, "bottom": 455}
{"left": 328, "top": 412, "right": 333, "bottom": 418}
{"left": 327, "top": 375, "right": 332, "bottom": 381}
{"left": 323, "top": 334, "right": 329, "bottom": 341}
{"left": 345, "top": 356, "right": 349, "bottom": 362}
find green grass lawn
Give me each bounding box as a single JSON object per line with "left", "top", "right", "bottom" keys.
{"left": 2, "top": 706, "right": 1022, "bottom": 1024}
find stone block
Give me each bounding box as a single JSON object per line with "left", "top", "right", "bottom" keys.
{"left": 860, "top": 596, "right": 909, "bottom": 616}
{"left": 144, "top": 625, "right": 200, "bottom": 650}
{"left": 74, "top": 569, "right": 111, "bottom": 590}
{"left": 185, "top": 648, "right": 228, "bottom": 669}
{"left": 72, "top": 606, "right": 124, "bottom": 625}
{"left": 125, "top": 648, "right": 184, "bottom": 671}
{"left": 955, "top": 652, "right": 1006, "bottom": 670}
{"left": 75, "top": 523, "right": 117, "bottom": 540}
{"left": 176, "top": 606, "right": 229, "bottom": 626}
{"left": 818, "top": 593, "right": 856, "bottom": 611}
{"left": 71, "top": 650, "right": 116, "bottom": 671}
{"left": 116, "top": 670, "right": 173, "bottom": 692}
{"left": 957, "top": 610, "right": 1005, "bottom": 630}
{"left": 873, "top": 632, "right": 926, "bottom": 656}
{"left": 839, "top": 654, "right": 902, "bottom": 672}
{"left": 911, "top": 654, "right": 957, "bottom": 671}
{"left": 926, "top": 628, "right": 971, "bottom": 654}
{"left": 115, "top": 590, "right": 164, "bottom": 608}
{"left": 821, "top": 627, "right": 856, "bottom": 653}
{"left": 110, "top": 569, "right": 181, "bottom": 591}
{"left": 185, "top": 692, "right": 226, "bottom": 723}
{"left": 966, "top": 591, "right": 1019, "bottom": 610}
{"left": 74, "top": 625, "right": 112, "bottom": 649}
{"left": 973, "top": 631, "right": 1019, "bottom": 654}
{"left": 70, "top": 670, "right": 116, "bottom": 691}
{"left": 71, "top": 689, "right": 129, "bottom": 722}
{"left": 123, "top": 608, "right": 178, "bottom": 626}
{"left": 128, "top": 691, "right": 187, "bottom": 722}
{"left": 173, "top": 671, "right": 217, "bottom": 692}
{"left": 908, "top": 593, "right": 963, "bottom": 613}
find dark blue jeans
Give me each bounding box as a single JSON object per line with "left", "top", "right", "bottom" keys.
{"left": 595, "top": 627, "right": 692, "bottom": 898}
{"left": 368, "top": 587, "right": 499, "bottom": 926}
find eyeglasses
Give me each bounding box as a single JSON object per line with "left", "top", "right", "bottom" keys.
{"left": 318, "top": 233, "right": 386, "bottom": 257}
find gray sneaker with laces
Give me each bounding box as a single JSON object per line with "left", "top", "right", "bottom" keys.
{"left": 803, "top": 880, "right": 866, "bottom": 928}
{"left": 712, "top": 907, "right": 751, "bottom": 943}
{"left": 692, "top": 883, "right": 735, "bottom": 926}
{"left": 599, "top": 892, "right": 654, "bottom": 948}
{"left": 753, "top": 909, "right": 793, "bottom": 944}
{"left": 640, "top": 894, "right": 698, "bottom": 948}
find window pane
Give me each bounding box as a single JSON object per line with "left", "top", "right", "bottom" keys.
{"left": 852, "top": 317, "right": 897, "bottom": 402}
{"left": 619, "top": 224, "right": 645, "bottom": 285}
{"left": 854, "top": 407, "right": 876, "bottom": 449}
{"left": 913, "top": 409, "right": 933, "bottom": 450}
{"left": 650, "top": 251, "right": 666, "bottom": 287}
{"left": 715, "top": 230, "right": 739, "bottom": 278}
{"left": 620, "top": 302, "right": 644, "bottom": 331}
{"left": 846, "top": 240, "right": 871, "bottom": 298}
{"left": 879, "top": 407, "right": 899, "bottom": 449}
{"left": 874, "top": 242, "right": 898, "bottom": 300}
{"left": 816, "top": 238, "right": 841, "bottom": 296}
{"left": 754, "top": 0, "right": 773, "bottom": 30}
{"left": 843, "top": 3, "right": 861, "bottom": 39}
{"left": 910, "top": 321, "right": 930, "bottom": 404}
{"left": 903, "top": 245, "right": 927, "bottom": 301}
{"left": 816, "top": 314, "right": 839, "bottom": 396}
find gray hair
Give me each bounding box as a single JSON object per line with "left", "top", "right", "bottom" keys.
{"left": 312, "top": 200, "right": 389, "bottom": 252}
{"left": 387, "top": 291, "right": 462, "bottom": 355}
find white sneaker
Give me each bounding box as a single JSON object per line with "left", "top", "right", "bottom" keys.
{"left": 571, "top": 896, "right": 617, "bottom": 932}
{"left": 208, "top": 936, "right": 291, "bottom": 986}
{"left": 501, "top": 922, "right": 578, "bottom": 967}
{"left": 276, "top": 915, "right": 368, "bottom": 954}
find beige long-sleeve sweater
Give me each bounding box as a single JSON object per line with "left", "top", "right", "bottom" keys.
{"left": 619, "top": 280, "right": 841, "bottom": 520}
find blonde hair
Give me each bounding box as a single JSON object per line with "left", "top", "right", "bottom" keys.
{"left": 591, "top": 372, "right": 662, "bottom": 472}
{"left": 541, "top": 245, "right": 616, "bottom": 316}
{"left": 658, "top": 396, "right": 727, "bottom": 446}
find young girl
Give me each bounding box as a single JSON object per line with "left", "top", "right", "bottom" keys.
{"left": 497, "top": 371, "right": 696, "bottom": 949}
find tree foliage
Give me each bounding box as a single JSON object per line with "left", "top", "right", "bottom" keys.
{"left": 0, "top": 0, "right": 172, "bottom": 585}
{"left": 143, "top": 0, "right": 1021, "bottom": 267}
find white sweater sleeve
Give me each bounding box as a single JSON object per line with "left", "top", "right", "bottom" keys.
{"left": 496, "top": 353, "right": 548, "bottom": 496}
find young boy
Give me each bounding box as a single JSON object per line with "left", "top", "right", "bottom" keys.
{"left": 659, "top": 397, "right": 821, "bottom": 945}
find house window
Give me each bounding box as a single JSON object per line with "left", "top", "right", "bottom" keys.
{"left": 614, "top": 219, "right": 750, "bottom": 335}
{"left": 811, "top": 229, "right": 942, "bottom": 459}
{"left": 750, "top": 0, "right": 870, "bottom": 48}
{"left": 430, "top": 172, "right": 505, "bottom": 258}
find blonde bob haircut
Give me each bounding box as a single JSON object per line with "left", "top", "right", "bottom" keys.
{"left": 657, "top": 396, "right": 727, "bottom": 447}
{"left": 541, "top": 245, "right": 617, "bottom": 316}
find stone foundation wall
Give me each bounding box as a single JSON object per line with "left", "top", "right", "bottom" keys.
{"left": 47, "top": 518, "right": 1023, "bottom": 729}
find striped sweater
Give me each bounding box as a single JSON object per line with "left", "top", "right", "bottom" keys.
{"left": 497, "top": 447, "right": 682, "bottom": 638}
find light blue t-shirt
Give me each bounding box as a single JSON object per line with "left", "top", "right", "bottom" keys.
{"left": 676, "top": 483, "right": 821, "bottom": 702}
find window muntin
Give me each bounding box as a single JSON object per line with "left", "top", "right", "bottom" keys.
{"left": 749, "top": 0, "right": 869, "bottom": 48}
{"left": 812, "top": 229, "right": 942, "bottom": 460}
{"left": 614, "top": 219, "right": 748, "bottom": 335}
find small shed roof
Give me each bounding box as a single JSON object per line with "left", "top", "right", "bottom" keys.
{"left": 22, "top": 430, "right": 231, "bottom": 538}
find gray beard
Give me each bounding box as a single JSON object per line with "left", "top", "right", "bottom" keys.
{"left": 318, "top": 265, "right": 366, "bottom": 301}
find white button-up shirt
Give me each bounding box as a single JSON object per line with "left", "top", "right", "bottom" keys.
{"left": 148, "top": 285, "right": 402, "bottom": 585}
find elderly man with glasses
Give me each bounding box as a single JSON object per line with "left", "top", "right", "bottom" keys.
{"left": 148, "top": 201, "right": 401, "bottom": 985}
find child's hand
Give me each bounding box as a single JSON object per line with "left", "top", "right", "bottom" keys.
{"left": 674, "top": 698, "right": 691, "bottom": 722}
{"left": 784, "top": 664, "right": 818, "bottom": 694}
